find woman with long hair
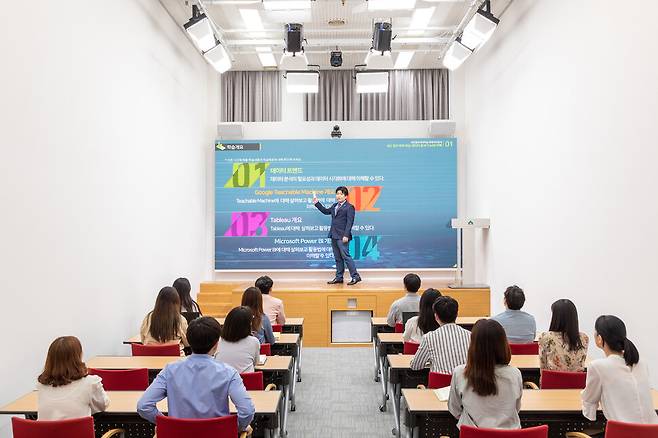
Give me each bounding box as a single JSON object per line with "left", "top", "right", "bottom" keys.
{"left": 581, "top": 315, "right": 657, "bottom": 427}
{"left": 241, "top": 287, "right": 275, "bottom": 345}
{"left": 172, "top": 277, "right": 201, "bottom": 314}
{"left": 538, "top": 299, "right": 589, "bottom": 371}
{"left": 37, "top": 336, "right": 110, "bottom": 420}
{"left": 215, "top": 306, "right": 261, "bottom": 373}
{"left": 140, "top": 286, "right": 189, "bottom": 355}
{"left": 448, "top": 319, "right": 523, "bottom": 429}
{"left": 403, "top": 288, "right": 441, "bottom": 342}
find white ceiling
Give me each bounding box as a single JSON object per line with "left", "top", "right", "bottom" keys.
{"left": 160, "top": 0, "right": 511, "bottom": 71}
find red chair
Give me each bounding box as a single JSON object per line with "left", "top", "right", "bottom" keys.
{"left": 12, "top": 417, "right": 123, "bottom": 438}
{"left": 131, "top": 343, "right": 180, "bottom": 356}
{"left": 540, "top": 370, "right": 586, "bottom": 389}
{"left": 155, "top": 415, "right": 248, "bottom": 438}
{"left": 403, "top": 341, "right": 420, "bottom": 355}
{"left": 566, "top": 420, "right": 658, "bottom": 438}
{"left": 260, "top": 343, "right": 271, "bottom": 356}
{"left": 395, "top": 322, "right": 404, "bottom": 333}
{"left": 240, "top": 371, "right": 276, "bottom": 391}
{"left": 272, "top": 324, "right": 283, "bottom": 332}
{"left": 605, "top": 420, "right": 658, "bottom": 438}
{"left": 509, "top": 342, "right": 539, "bottom": 355}
{"left": 460, "top": 424, "right": 548, "bottom": 438}
{"left": 428, "top": 372, "right": 452, "bottom": 389}
{"left": 88, "top": 368, "right": 149, "bottom": 390}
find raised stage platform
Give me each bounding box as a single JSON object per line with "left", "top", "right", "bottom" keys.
{"left": 199, "top": 279, "right": 490, "bottom": 347}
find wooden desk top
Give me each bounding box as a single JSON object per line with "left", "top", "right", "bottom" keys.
{"left": 402, "top": 388, "right": 658, "bottom": 413}
{"left": 378, "top": 333, "right": 404, "bottom": 343}
{"left": 372, "top": 317, "right": 485, "bottom": 327}
{"left": 124, "top": 333, "right": 300, "bottom": 346}
{"left": 216, "top": 317, "right": 304, "bottom": 326}
{"left": 387, "top": 354, "right": 542, "bottom": 370}
{"left": 87, "top": 355, "right": 292, "bottom": 372}
{"left": 0, "top": 390, "right": 282, "bottom": 415}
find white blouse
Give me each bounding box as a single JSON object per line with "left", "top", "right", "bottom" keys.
{"left": 403, "top": 316, "right": 423, "bottom": 343}
{"left": 581, "top": 355, "right": 658, "bottom": 424}
{"left": 37, "top": 375, "right": 110, "bottom": 420}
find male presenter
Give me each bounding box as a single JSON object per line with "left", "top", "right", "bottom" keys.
{"left": 313, "top": 186, "right": 362, "bottom": 285}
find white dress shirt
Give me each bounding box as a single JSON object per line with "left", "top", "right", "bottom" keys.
{"left": 37, "top": 375, "right": 110, "bottom": 420}
{"left": 581, "top": 355, "right": 658, "bottom": 424}
{"left": 403, "top": 316, "right": 423, "bottom": 343}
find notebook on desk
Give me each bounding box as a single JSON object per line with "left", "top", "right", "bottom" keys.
{"left": 433, "top": 386, "right": 450, "bottom": 401}
{"left": 257, "top": 354, "right": 267, "bottom": 366}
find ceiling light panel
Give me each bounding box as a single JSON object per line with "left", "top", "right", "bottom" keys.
{"left": 368, "top": 0, "right": 416, "bottom": 11}
{"left": 394, "top": 51, "right": 414, "bottom": 69}
{"left": 408, "top": 7, "right": 435, "bottom": 36}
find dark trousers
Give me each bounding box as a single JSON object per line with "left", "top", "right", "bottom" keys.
{"left": 331, "top": 238, "right": 359, "bottom": 280}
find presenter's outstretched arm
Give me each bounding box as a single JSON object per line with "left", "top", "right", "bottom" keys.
{"left": 313, "top": 198, "right": 332, "bottom": 215}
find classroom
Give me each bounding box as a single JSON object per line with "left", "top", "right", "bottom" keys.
{"left": 1, "top": 1, "right": 657, "bottom": 437}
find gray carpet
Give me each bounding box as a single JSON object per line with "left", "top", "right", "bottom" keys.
{"left": 286, "top": 347, "right": 396, "bottom": 437}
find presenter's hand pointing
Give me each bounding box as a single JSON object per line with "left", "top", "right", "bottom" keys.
{"left": 342, "top": 236, "right": 348, "bottom": 243}
{"left": 312, "top": 197, "right": 318, "bottom": 204}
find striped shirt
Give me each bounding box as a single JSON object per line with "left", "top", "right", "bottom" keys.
{"left": 410, "top": 323, "right": 471, "bottom": 374}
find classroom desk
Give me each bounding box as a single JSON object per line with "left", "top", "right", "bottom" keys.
{"left": 385, "top": 354, "right": 579, "bottom": 437}
{"left": 0, "top": 390, "right": 283, "bottom": 438}
{"left": 402, "top": 388, "right": 658, "bottom": 438}
{"left": 87, "top": 355, "right": 295, "bottom": 429}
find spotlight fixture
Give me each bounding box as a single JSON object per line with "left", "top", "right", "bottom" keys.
{"left": 204, "top": 43, "right": 232, "bottom": 73}
{"left": 285, "top": 71, "right": 320, "bottom": 93}
{"left": 372, "top": 22, "right": 393, "bottom": 53}
{"left": 442, "top": 38, "right": 471, "bottom": 71}
{"left": 330, "top": 49, "right": 343, "bottom": 68}
{"left": 460, "top": 1, "right": 499, "bottom": 51}
{"left": 183, "top": 5, "right": 215, "bottom": 53}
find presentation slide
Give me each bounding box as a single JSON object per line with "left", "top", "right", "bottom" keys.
{"left": 215, "top": 138, "right": 457, "bottom": 270}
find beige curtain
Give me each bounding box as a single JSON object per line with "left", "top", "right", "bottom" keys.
{"left": 305, "top": 69, "right": 449, "bottom": 121}
{"left": 221, "top": 71, "right": 282, "bottom": 122}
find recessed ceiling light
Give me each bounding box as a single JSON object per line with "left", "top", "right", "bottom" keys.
{"left": 367, "top": 0, "right": 415, "bottom": 11}
{"left": 239, "top": 9, "right": 264, "bottom": 31}
{"left": 394, "top": 51, "right": 414, "bottom": 69}
{"left": 263, "top": 0, "right": 311, "bottom": 10}
{"left": 408, "top": 7, "right": 435, "bottom": 36}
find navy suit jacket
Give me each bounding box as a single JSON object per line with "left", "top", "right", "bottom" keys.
{"left": 314, "top": 201, "right": 355, "bottom": 240}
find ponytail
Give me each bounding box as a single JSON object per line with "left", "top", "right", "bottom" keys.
{"left": 623, "top": 337, "right": 639, "bottom": 367}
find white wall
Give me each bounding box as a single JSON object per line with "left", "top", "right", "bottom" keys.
{"left": 463, "top": 0, "right": 658, "bottom": 382}
{"left": 0, "top": 1, "right": 216, "bottom": 434}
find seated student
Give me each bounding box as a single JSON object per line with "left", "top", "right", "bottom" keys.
{"left": 215, "top": 306, "right": 261, "bottom": 373}
{"left": 137, "top": 317, "right": 255, "bottom": 434}
{"left": 37, "top": 336, "right": 110, "bottom": 420}
{"left": 410, "top": 296, "right": 471, "bottom": 373}
{"left": 581, "top": 315, "right": 658, "bottom": 427}
{"left": 140, "top": 286, "right": 189, "bottom": 356}
{"left": 173, "top": 277, "right": 202, "bottom": 314}
{"left": 255, "top": 275, "right": 286, "bottom": 325}
{"left": 491, "top": 285, "right": 536, "bottom": 343}
{"left": 538, "top": 299, "right": 589, "bottom": 371}
{"left": 242, "top": 287, "right": 275, "bottom": 345}
{"left": 386, "top": 273, "right": 422, "bottom": 327}
{"left": 448, "top": 319, "right": 523, "bottom": 429}
{"left": 403, "top": 288, "right": 441, "bottom": 343}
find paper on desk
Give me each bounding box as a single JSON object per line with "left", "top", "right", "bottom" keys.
{"left": 257, "top": 354, "right": 267, "bottom": 366}
{"left": 433, "top": 386, "right": 450, "bottom": 401}
{"left": 274, "top": 331, "right": 281, "bottom": 340}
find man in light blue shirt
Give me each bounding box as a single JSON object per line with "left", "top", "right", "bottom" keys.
{"left": 137, "top": 316, "right": 255, "bottom": 432}
{"left": 491, "top": 285, "right": 536, "bottom": 343}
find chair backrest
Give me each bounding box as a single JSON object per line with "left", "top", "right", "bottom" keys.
{"left": 240, "top": 371, "right": 264, "bottom": 390}
{"left": 12, "top": 416, "right": 94, "bottom": 438}
{"left": 402, "top": 311, "right": 418, "bottom": 324}
{"left": 394, "top": 322, "right": 404, "bottom": 333}
{"left": 460, "top": 425, "right": 548, "bottom": 438}
{"left": 260, "top": 343, "right": 271, "bottom": 356}
{"left": 605, "top": 420, "right": 658, "bottom": 438}
{"left": 540, "top": 370, "right": 587, "bottom": 389}
{"left": 131, "top": 343, "right": 181, "bottom": 357}
{"left": 272, "top": 324, "right": 283, "bottom": 332}
{"left": 403, "top": 341, "right": 420, "bottom": 355}
{"left": 428, "top": 372, "right": 452, "bottom": 389}
{"left": 88, "top": 368, "right": 149, "bottom": 390}
{"left": 155, "top": 415, "right": 238, "bottom": 438}
{"left": 509, "top": 342, "right": 539, "bottom": 355}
